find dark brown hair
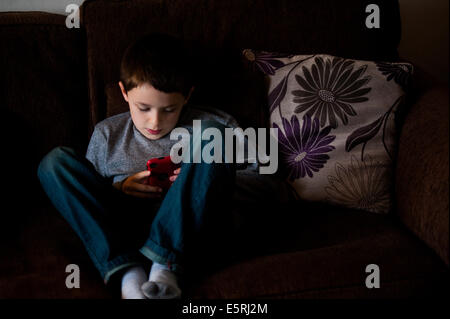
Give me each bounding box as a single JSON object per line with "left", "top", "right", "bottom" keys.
{"left": 120, "top": 33, "right": 193, "bottom": 97}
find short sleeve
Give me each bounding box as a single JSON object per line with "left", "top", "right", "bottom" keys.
{"left": 85, "top": 126, "right": 108, "bottom": 177}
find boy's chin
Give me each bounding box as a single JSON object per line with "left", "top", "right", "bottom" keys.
{"left": 142, "top": 130, "right": 167, "bottom": 140}
{"left": 145, "top": 134, "right": 163, "bottom": 140}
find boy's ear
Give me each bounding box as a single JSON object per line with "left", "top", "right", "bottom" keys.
{"left": 118, "top": 81, "right": 129, "bottom": 102}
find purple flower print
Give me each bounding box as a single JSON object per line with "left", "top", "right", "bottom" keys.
{"left": 273, "top": 114, "right": 336, "bottom": 181}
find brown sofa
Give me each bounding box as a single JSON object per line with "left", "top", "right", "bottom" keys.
{"left": 0, "top": 0, "right": 448, "bottom": 299}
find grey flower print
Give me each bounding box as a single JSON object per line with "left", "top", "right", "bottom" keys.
{"left": 324, "top": 155, "right": 391, "bottom": 214}
{"left": 376, "top": 62, "right": 413, "bottom": 90}
{"left": 292, "top": 56, "right": 372, "bottom": 129}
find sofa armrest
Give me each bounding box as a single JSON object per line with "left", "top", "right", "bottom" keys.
{"left": 395, "top": 86, "right": 449, "bottom": 266}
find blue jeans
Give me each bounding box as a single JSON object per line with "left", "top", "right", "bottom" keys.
{"left": 37, "top": 122, "right": 236, "bottom": 284}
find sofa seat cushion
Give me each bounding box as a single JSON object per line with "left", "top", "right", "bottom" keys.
{"left": 3, "top": 202, "right": 447, "bottom": 298}
{"left": 187, "top": 233, "right": 448, "bottom": 298}
{"left": 0, "top": 204, "right": 114, "bottom": 298}
{"left": 185, "top": 202, "right": 449, "bottom": 298}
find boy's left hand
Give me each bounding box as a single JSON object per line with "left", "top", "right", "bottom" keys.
{"left": 169, "top": 167, "right": 181, "bottom": 182}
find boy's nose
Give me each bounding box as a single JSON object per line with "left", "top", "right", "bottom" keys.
{"left": 150, "top": 111, "right": 161, "bottom": 128}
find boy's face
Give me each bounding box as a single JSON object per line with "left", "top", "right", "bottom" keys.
{"left": 119, "top": 82, "right": 192, "bottom": 140}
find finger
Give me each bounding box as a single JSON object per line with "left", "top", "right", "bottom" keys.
{"left": 134, "top": 171, "right": 154, "bottom": 184}
{"left": 130, "top": 170, "right": 151, "bottom": 181}
{"left": 169, "top": 175, "right": 178, "bottom": 182}
{"left": 173, "top": 168, "right": 181, "bottom": 174}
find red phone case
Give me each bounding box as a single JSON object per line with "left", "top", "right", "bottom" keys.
{"left": 146, "top": 156, "right": 180, "bottom": 191}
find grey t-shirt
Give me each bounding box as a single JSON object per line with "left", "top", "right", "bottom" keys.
{"left": 86, "top": 104, "right": 293, "bottom": 205}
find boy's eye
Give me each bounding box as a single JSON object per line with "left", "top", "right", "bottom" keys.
{"left": 164, "top": 108, "right": 175, "bottom": 113}
{"left": 137, "top": 106, "right": 150, "bottom": 112}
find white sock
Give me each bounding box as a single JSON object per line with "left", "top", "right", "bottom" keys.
{"left": 141, "top": 262, "right": 182, "bottom": 299}
{"left": 121, "top": 266, "right": 147, "bottom": 299}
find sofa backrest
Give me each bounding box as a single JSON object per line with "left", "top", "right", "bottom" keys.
{"left": 0, "top": 12, "right": 89, "bottom": 205}
{"left": 0, "top": 12, "right": 89, "bottom": 155}
{"left": 81, "top": 0, "right": 401, "bottom": 133}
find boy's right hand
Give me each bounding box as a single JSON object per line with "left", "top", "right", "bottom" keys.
{"left": 121, "top": 170, "right": 163, "bottom": 199}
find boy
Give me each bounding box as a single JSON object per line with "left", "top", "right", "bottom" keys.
{"left": 38, "top": 33, "right": 291, "bottom": 299}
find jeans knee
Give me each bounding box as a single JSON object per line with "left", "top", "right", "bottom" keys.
{"left": 37, "top": 146, "right": 74, "bottom": 181}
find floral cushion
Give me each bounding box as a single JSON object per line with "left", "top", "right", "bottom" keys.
{"left": 243, "top": 50, "right": 413, "bottom": 214}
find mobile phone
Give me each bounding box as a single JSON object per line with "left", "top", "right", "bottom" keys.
{"left": 146, "top": 156, "right": 181, "bottom": 191}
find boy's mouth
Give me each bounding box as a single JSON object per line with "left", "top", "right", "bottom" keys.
{"left": 146, "top": 128, "right": 162, "bottom": 135}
